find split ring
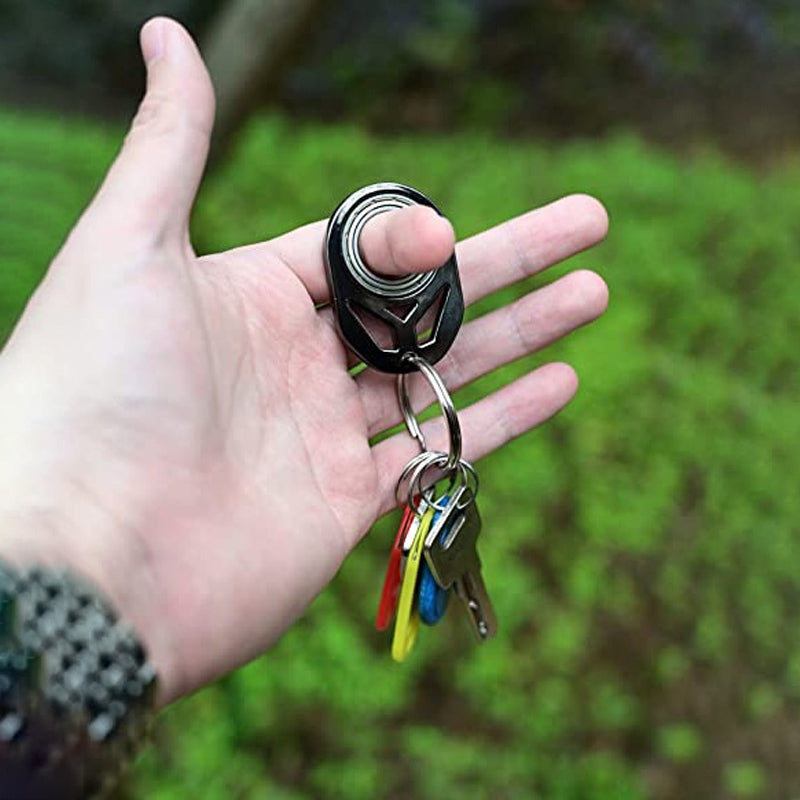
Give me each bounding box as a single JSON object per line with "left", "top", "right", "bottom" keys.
{"left": 395, "top": 450, "right": 462, "bottom": 513}
{"left": 394, "top": 450, "right": 439, "bottom": 508}
{"left": 397, "top": 353, "right": 462, "bottom": 471}
{"left": 408, "top": 452, "right": 470, "bottom": 515}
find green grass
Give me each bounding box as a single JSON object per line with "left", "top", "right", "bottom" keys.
{"left": 2, "top": 109, "right": 800, "bottom": 798}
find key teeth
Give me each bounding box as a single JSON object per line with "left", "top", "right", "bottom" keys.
{"left": 416, "top": 491, "right": 499, "bottom": 643}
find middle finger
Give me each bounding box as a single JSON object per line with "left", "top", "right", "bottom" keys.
{"left": 357, "top": 268, "right": 609, "bottom": 436}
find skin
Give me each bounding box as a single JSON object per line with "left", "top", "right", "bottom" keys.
{"left": 0, "top": 18, "right": 609, "bottom": 705}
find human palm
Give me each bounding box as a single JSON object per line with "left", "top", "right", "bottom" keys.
{"left": 0, "top": 18, "right": 609, "bottom": 704}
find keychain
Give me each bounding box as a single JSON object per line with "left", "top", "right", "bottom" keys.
{"left": 325, "top": 183, "right": 496, "bottom": 660}
{"left": 325, "top": 183, "right": 464, "bottom": 373}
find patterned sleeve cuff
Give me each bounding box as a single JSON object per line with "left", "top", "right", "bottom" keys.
{"left": 0, "top": 562, "right": 157, "bottom": 799}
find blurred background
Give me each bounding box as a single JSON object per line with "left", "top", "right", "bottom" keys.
{"left": 2, "top": 1, "right": 800, "bottom": 798}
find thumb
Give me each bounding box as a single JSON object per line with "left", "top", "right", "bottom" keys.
{"left": 86, "top": 18, "right": 215, "bottom": 244}
{"left": 359, "top": 205, "right": 456, "bottom": 278}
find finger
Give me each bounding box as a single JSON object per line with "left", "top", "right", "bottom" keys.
{"left": 212, "top": 193, "right": 606, "bottom": 313}
{"left": 371, "top": 362, "right": 578, "bottom": 517}
{"left": 457, "top": 194, "right": 609, "bottom": 305}
{"left": 217, "top": 206, "right": 455, "bottom": 304}
{"left": 358, "top": 205, "right": 455, "bottom": 277}
{"left": 78, "top": 18, "right": 215, "bottom": 244}
{"left": 339, "top": 217, "right": 608, "bottom": 374}
{"left": 358, "top": 269, "right": 608, "bottom": 435}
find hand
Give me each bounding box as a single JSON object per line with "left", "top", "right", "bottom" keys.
{"left": 0, "top": 18, "right": 608, "bottom": 704}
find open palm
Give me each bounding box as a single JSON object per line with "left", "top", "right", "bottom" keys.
{"left": 0, "top": 19, "right": 608, "bottom": 704}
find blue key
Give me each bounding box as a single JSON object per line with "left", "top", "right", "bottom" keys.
{"left": 417, "top": 503, "right": 451, "bottom": 625}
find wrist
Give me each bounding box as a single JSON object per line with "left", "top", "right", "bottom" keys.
{"left": 0, "top": 561, "right": 158, "bottom": 796}
{"left": 0, "top": 462, "right": 178, "bottom": 707}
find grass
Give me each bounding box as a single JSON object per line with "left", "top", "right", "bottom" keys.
{"left": 2, "top": 108, "right": 800, "bottom": 798}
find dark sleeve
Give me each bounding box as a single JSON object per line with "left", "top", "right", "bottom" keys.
{"left": 0, "top": 564, "right": 157, "bottom": 799}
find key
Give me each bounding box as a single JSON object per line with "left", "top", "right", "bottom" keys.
{"left": 423, "top": 484, "right": 469, "bottom": 551}
{"left": 401, "top": 497, "right": 427, "bottom": 571}
{"left": 452, "top": 572, "right": 497, "bottom": 642}
{"left": 402, "top": 510, "right": 423, "bottom": 558}
{"left": 417, "top": 500, "right": 452, "bottom": 626}
{"left": 423, "top": 489, "right": 497, "bottom": 641}
{"left": 422, "top": 486, "right": 475, "bottom": 586}
{"left": 417, "top": 560, "right": 450, "bottom": 625}
{"left": 375, "top": 505, "right": 414, "bottom": 631}
{"left": 391, "top": 505, "right": 434, "bottom": 662}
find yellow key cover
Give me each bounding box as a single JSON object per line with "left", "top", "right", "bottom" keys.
{"left": 391, "top": 506, "right": 434, "bottom": 662}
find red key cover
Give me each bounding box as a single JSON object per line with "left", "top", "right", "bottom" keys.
{"left": 375, "top": 506, "right": 414, "bottom": 631}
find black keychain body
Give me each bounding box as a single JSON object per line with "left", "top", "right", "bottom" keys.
{"left": 325, "top": 183, "right": 464, "bottom": 373}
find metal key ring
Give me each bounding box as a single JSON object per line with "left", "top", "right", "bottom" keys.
{"left": 395, "top": 450, "right": 459, "bottom": 512}
{"left": 394, "top": 450, "right": 441, "bottom": 508}
{"left": 397, "top": 353, "right": 462, "bottom": 471}
{"left": 455, "top": 459, "right": 480, "bottom": 508}
{"left": 408, "top": 452, "right": 469, "bottom": 515}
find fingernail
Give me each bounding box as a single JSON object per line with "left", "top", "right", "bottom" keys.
{"left": 141, "top": 18, "right": 166, "bottom": 66}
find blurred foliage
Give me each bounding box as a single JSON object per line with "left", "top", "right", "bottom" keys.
{"left": 0, "top": 0, "right": 218, "bottom": 101}
{"left": 291, "top": 0, "right": 800, "bottom": 136}
{"left": 3, "top": 108, "right": 800, "bottom": 798}
{"left": 2, "top": 1, "right": 800, "bottom": 157}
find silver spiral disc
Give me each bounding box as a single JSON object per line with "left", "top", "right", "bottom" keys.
{"left": 342, "top": 191, "right": 437, "bottom": 300}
